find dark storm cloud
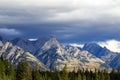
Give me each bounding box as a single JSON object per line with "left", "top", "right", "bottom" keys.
{"left": 0, "top": 0, "right": 120, "bottom": 43}
{"left": 1, "top": 22, "right": 120, "bottom": 43}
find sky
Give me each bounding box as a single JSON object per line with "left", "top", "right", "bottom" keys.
{"left": 0, "top": 0, "right": 120, "bottom": 52}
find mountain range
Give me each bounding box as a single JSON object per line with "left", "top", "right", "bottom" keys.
{"left": 0, "top": 36, "right": 120, "bottom": 71}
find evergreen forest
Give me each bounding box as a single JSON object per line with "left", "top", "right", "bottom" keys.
{"left": 0, "top": 57, "right": 120, "bottom": 80}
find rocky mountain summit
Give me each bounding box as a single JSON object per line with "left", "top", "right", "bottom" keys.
{"left": 0, "top": 36, "right": 120, "bottom": 71}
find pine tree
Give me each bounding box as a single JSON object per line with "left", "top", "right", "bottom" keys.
{"left": 16, "top": 60, "right": 32, "bottom": 80}
{"left": 58, "top": 72, "right": 62, "bottom": 80}
{"left": 42, "top": 72, "right": 51, "bottom": 80}
{"left": 3, "top": 59, "right": 15, "bottom": 80}
{"left": 24, "top": 60, "right": 32, "bottom": 80}
{"left": 62, "top": 64, "right": 69, "bottom": 80}
{"left": 105, "top": 73, "right": 110, "bottom": 80}
{"left": 110, "top": 69, "right": 117, "bottom": 80}
{"left": 99, "top": 71, "right": 105, "bottom": 80}
{"left": 82, "top": 75, "right": 86, "bottom": 80}
{"left": 69, "top": 71, "right": 76, "bottom": 80}
{"left": 16, "top": 61, "right": 25, "bottom": 80}
{"left": 0, "top": 58, "right": 6, "bottom": 80}
{"left": 94, "top": 69, "right": 99, "bottom": 80}
{"left": 77, "top": 72, "right": 82, "bottom": 80}
{"left": 32, "top": 65, "right": 43, "bottom": 80}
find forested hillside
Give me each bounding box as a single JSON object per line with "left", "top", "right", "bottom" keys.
{"left": 0, "top": 57, "right": 120, "bottom": 80}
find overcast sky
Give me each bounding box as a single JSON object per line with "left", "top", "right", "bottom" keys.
{"left": 0, "top": 0, "right": 120, "bottom": 45}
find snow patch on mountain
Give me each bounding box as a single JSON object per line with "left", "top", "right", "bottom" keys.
{"left": 28, "top": 38, "right": 38, "bottom": 41}
{"left": 98, "top": 39, "right": 120, "bottom": 53}
{"left": 69, "top": 43, "right": 84, "bottom": 48}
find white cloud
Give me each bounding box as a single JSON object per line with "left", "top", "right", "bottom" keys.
{"left": 98, "top": 39, "right": 120, "bottom": 52}
{"left": 28, "top": 38, "right": 38, "bottom": 41}
{"left": 0, "top": 28, "right": 21, "bottom": 35}
{"left": 0, "top": 0, "right": 120, "bottom": 24}
{"left": 69, "top": 43, "right": 84, "bottom": 48}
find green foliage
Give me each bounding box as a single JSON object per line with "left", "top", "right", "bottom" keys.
{"left": 32, "top": 66, "right": 43, "bottom": 80}
{"left": 1, "top": 57, "right": 120, "bottom": 80}
{"left": 82, "top": 75, "right": 86, "bottom": 80}
{"left": 4, "top": 59, "right": 15, "bottom": 80}
{"left": 0, "top": 57, "right": 15, "bottom": 80}
{"left": 61, "top": 64, "right": 69, "bottom": 80}
{"left": 0, "top": 57, "right": 5, "bottom": 80}
{"left": 95, "top": 69, "right": 99, "bottom": 80}
{"left": 77, "top": 73, "right": 82, "bottom": 80}
{"left": 16, "top": 60, "right": 32, "bottom": 80}
{"left": 105, "top": 73, "right": 110, "bottom": 80}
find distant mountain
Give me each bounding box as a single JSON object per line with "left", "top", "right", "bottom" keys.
{"left": 0, "top": 36, "right": 9, "bottom": 44}
{"left": 34, "top": 37, "right": 67, "bottom": 70}
{"left": 12, "top": 37, "right": 56, "bottom": 54}
{"left": 1, "top": 36, "right": 120, "bottom": 71}
{"left": 12, "top": 38, "right": 36, "bottom": 53}
{"left": 64, "top": 45, "right": 104, "bottom": 69}
{"left": 109, "top": 54, "right": 120, "bottom": 70}
{"left": 83, "top": 43, "right": 118, "bottom": 64}
{"left": 12, "top": 37, "right": 104, "bottom": 71}
{"left": 0, "top": 41, "right": 48, "bottom": 71}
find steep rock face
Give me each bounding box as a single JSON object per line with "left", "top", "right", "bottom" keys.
{"left": 11, "top": 37, "right": 70, "bottom": 70}
{"left": 12, "top": 38, "right": 36, "bottom": 53}
{"left": 109, "top": 54, "right": 120, "bottom": 70}
{"left": 65, "top": 45, "right": 104, "bottom": 63}
{"left": 35, "top": 37, "right": 69, "bottom": 70}
{"left": 65, "top": 46, "right": 104, "bottom": 69}
{"left": 35, "top": 38, "right": 104, "bottom": 71}
{"left": 83, "top": 43, "right": 118, "bottom": 63}
{"left": 8, "top": 37, "right": 111, "bottom": 71}
{"left": 83, "top": 43, "right": 103, "bottom": 57}
{"left": 12, "top": 37, "right": 56, "bottom": 54}
{"left": 0, "top": 41, "right": 48, "bottom": 71}
{"left": 12, "top": 37, "right": 68, "bottom": 70}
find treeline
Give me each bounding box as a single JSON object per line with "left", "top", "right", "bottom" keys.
{"left": 0, "top": 57, "right": 120, "bottom": 80}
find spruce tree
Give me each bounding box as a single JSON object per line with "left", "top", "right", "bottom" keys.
{"left": 94, "top": 69, "right": 99, "bottom": 80}
{"left": 32, "top": 65, "right": 43, "bottom": 80}
{"left": 3, "top": 59, "right": 15, "bottom": 80}
{"left": 16, "top": 61, "right": 25, "bottom": 80}
{"left": 16, "top": 60, "right": 32, "bottom": 80}
{"left": 82, "top": 75, "right": 86, "bottom": 80}
{"left": 105, "top": 73, "right": 110, "bottom": 80}
{"left": 24, "top": 60, "right": 32, "bottom": 80}
{"left": 99, "top": 71, "right": 105, "bottom": 80}
{"left": 58, "top": 72, "right": 62, "bottom": 80}
{"left": 77, "top": 72, "right": 82, "bottom": 80}
{"left": 0, "top": 58, "right": 5, "bottom": 80}
{"left": 62, "top": 64, "right": 69, "bottom": 80}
